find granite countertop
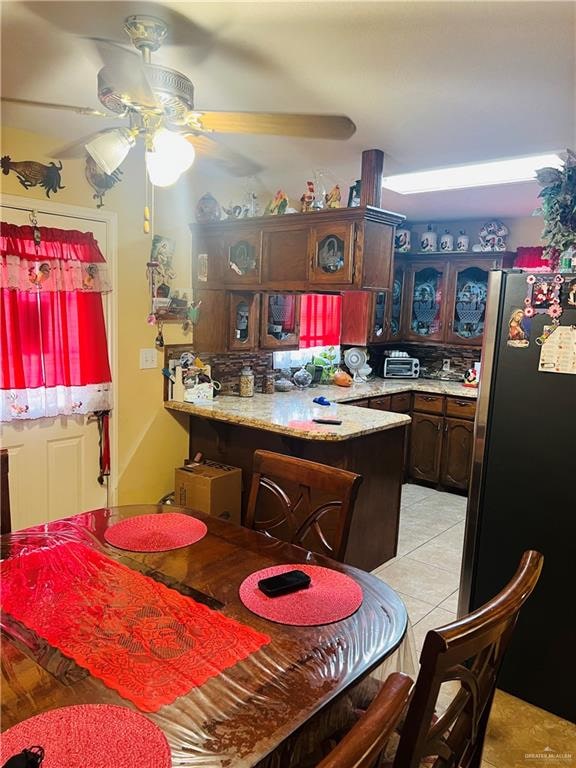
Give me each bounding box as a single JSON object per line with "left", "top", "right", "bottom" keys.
{"left": 165, "top": 379, "right": 477, "bottom": 442}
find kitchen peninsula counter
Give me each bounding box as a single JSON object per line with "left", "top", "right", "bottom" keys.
{"left": 165, "top": 379, "right": 476, "bottom": 570}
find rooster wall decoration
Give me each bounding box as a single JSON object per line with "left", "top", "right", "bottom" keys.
{"left": 1, "top": 155, "right": 65, "bottom": 198}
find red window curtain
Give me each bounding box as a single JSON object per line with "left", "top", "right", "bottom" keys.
{"left": 514, "top": 247, "right": 549, "bottom": 271}
{"left": 1, "top": 224, "right": 112, "bottom": 421}
{"left": 299, "top": 294, "right": 341, "bottom": 349}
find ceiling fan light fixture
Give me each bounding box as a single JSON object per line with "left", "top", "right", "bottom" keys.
{"left": 85, "top": 128, "right": 135, "bottom": 175}
{"left": 145, "top": 128, "right": 195, "bottom": 187}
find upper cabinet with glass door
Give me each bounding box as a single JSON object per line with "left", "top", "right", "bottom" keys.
{"left": 228, "top": 293, "right": 260, "bottom": 351}
{"left": 260, "top": 293, "right": 301, "bottom": 349}
{"left": 388, "top": 266, "right": 405, "bottom": 341}
{"left": 445, "top": 263, "right": 489, "bottom": 346}
{"left": 309, "top": 221, "right": 355, "bottom": 285}
{"left": 404, "top": 261, "right": 447, "bottom": 342}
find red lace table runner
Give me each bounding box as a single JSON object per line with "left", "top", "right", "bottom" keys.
{"left": 0, "top": 541, "right": 269, "bottom": 712}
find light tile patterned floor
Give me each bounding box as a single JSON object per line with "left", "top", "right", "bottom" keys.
{"left": 373, "top": 484, "right": 576, "bottom": 767}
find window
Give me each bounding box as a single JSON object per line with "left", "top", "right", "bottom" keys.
{"left": 273, "top": 293, "right": 342, "bottom": 369}
{"left": 0, "top": 223, "right": 112, "bottom": 421}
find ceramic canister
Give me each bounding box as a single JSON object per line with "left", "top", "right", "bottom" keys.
{"left": 395, "top": 228, "right": 411, "bottom": 252}
{"left": 420, "top": 226, "right": 437, "bottom": 252}
{"left": 457, "top": 232, "right": 470, "bottom": 252}
{"left": 439, "top": 230, "right": 454, "bottom": 252}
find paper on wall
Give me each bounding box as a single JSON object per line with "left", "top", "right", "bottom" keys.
{"left": 538, "top": 325, "right": 576, "bottom": 375}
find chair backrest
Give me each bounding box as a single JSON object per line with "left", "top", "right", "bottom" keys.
{"left": 1, "top": 448, "right": 11, "bottom": 535}
{"left": 393, "top": 550, "right": 544, "bottom": 768}
{"left": 245, "top": 450, "right": 363, "bottom": 562}
{"left": 316, "top": 673, "right": 413, "bottom": 768}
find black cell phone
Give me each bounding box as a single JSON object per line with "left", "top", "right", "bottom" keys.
{"left": 258, "top": 569, "right": 311, "bottom": 597}
{"left": 313, "top": 418, "right": 342, "bottom": 425}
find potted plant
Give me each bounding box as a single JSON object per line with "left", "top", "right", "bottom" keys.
{"left": 535, "top": 149, "right": 576, "bottom": 269}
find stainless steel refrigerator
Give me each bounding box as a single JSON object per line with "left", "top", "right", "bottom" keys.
{"left": 459, "top": 270, "right": 576, "bottom": 722}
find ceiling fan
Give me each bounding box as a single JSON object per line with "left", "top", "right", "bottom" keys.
{"left": 2, "top": 15, "right": 356, "bottom": 185}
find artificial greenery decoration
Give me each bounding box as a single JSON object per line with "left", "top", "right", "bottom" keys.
{"left": 535, "top": 149, "right": 576, "bottom": 264}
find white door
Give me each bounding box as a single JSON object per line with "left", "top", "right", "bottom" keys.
{"left": 0, "top": 197, "right": 117, "bottom": 530}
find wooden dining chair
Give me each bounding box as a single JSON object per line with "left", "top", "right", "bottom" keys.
{"left": 1, "top": 448, "right": 11, "bottom": 535}
{"left": 316, "top": 673, "right": 413, "bottom": 768}
{"left": 361, "top": 550, "right": 542, "bottom": 768}
{"left": 245, "top": 450, "right": 363, "bottom": 562}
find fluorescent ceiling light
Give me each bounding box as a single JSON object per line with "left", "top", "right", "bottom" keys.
{"left": 381, "top": 153, "right": 563, "bottom": 194}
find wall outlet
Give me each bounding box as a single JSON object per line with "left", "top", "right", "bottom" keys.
{"left": 442, "top": 358, "right": 451, "bottom": 372}
{"left": 140, "top": 348, "right": 158, "bottom": 369}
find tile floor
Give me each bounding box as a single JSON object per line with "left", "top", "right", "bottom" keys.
{"left": 372, "top": 483, "right": 576, "bottom": 768}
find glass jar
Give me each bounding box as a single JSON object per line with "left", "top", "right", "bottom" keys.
{"left": 239, "top": 366, "right": 254, "bottom": 397}
{"left": 262, "top": 370, "right": 276, "bottom": 394}
{"left": 293, "top": 365, "right": 313, "bottom": 389}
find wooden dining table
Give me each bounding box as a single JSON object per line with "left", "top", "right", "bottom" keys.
{"left": 0, "top": 504, "right": 411, "bottom": 767}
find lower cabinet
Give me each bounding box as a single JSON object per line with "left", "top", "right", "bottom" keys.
{"left": 440, "top": 417, "right": 474, "bottom": 490}
{"left": 408, "top": 395, "right": 476, "bottom": 491}
{"left": 409, "top": 412, "right": 443, "bottom": 482}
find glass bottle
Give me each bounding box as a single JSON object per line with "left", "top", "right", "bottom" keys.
{"left": 239, "top": 366, "right": 254, "bottom": 397}
{"left": 262, "top": 370, "right": 275, "bottom": 394}
{"left": 293, "top": 365, "right": 313, "bottom": 389}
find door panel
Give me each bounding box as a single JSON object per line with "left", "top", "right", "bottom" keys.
{"left": 1, "top": 201, "right": 112, "bottom": 529}
{"left": 409, "top": 412, "right": 443, "bottom": 482}
{"left": 440, "top": 417, "right": 474, "bottom": 490}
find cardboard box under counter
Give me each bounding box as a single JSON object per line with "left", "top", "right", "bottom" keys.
{"left": 175, "top": 460, "right": 242, "bottom": 525}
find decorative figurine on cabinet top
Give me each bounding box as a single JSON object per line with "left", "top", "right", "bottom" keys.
{"left": 478, "top": 220, "right": 508, "bottom": 251}
{"left": 300, "top": 180, "right": 316, "bottom": 213}
{"left": 264, "top": 189, "right": 289, "bottom": 215}
{"left": 325, "top": 184, "right": 341, "bottom": 209}
{"left": 195, "top": 193, "right": 222, "bottom": 223}
{"left": 347, "top": 179, "right": 361, "bottom": 207}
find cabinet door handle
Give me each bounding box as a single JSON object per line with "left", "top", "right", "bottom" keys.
{"left": 448, "top": 320, "right": 453, "bottom": 331}
{"left": 444, "top": 423, "right": 448, "bottom": 432}
{"left": 456, "top": 401, "right": 469, "bottom": 407}
{"left": 423, "top": 396, "right": 437, "bottom": 401}
{"left": 437, "top": 422, "right": 442, "bottom": 431}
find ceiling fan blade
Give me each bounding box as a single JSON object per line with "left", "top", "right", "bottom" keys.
{"left": 187, "top": 135, "right": 264, "bottom": 177}
{"left": 86, "top": 36, "right": 159, "bottom": 112}
{"left": 193, "top": 112, "right": 356, "bottom": 140}
{"left": 1, "top": 96, "right": 117, "bottom": 119}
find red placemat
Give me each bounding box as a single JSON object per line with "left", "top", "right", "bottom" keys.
{"left": 0, "top": 705, "right": 171, "bottom": 768}
{"left": 104, "top": 512, "right": 207, "bottom": 551}
{"left": 0, "top": 542, "right": 269, "bottom": 712}
{"left": 239, "top": 564, "right": 363, "bottom": 626}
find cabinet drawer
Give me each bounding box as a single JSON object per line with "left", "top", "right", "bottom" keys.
{"left": 445, "top": 397, "right": 476, "bottom": 420}
{"left": 369, "top": 395, "right": 392, "bottom": 411}
{"left": 413, "top": 393, "right": 445, "bottom": 414}
{"left": 347, "top": 398, "right": 371, "bottom": 408}
{"left": 390, "top": 392, "right": 411, "bottom": 413}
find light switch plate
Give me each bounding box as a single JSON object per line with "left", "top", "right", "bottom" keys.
{"left": 140, "top": 348, "right": 158, "bottom": 369}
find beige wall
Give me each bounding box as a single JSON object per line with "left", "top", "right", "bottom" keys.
{"left": 0, "top": 125, "right": 203, "bottom": 503}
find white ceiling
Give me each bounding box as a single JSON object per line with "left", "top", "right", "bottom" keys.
{"left": 2, "top": 1, "right": 575, "bottom": 220}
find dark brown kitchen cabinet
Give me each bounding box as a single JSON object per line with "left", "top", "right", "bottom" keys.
{"left": 309, "top": 221, "right": 355, "bottom": 285}
{"left": 191, "top": 206, "right": 404, "bottom": 293}
{"left": 388, "top": 266, "right": 405, "bottom": 340}
{"left": 228, "top": 293, "right": 260, "bottom": 352}
{"left": 440, "top": 417, "right": 474, "bottom": 490}
{"left": 260, "top": 293, "right": 301, "bottom": 349}
{"left": 444, "top": 262, "right": 490, "bottom": 346}
{"left": 369, "top": 395, "right": 392, "bottom": 411}
{"left": 409, "top": 412, "right": 443, "bottom": 483}
{"left": 340, "top": 290, "right": 389, "bottom": 345}
{"left": 408, "top": 394, "right": 477, "bottom": 491}
{"left": 192, "top": 289, "right": 228, "bottom": 353}
{"left": 403, "top": 261, "right": 448, "bottom": 342}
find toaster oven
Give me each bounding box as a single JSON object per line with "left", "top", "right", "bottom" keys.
{"left": 382, "top": 357, "right": 420, "bottom": 378}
